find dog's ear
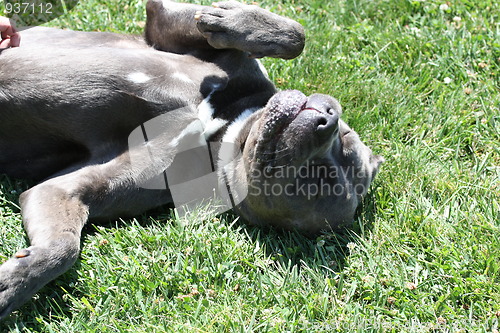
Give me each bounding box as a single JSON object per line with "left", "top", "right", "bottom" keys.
{"left": 370, "top": 154, "right": 385, "bottom": 178}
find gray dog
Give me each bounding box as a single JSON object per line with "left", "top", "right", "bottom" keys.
{"left": 0, "top": 0, "right": 383, "bottom": 319}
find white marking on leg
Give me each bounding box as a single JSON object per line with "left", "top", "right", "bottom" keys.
{"left": 197, "top": 95, "right": 228, "bottom": 139}
{"left": 197, "top": 95, "right": 215, "bottom": 126}
{"left": 170, "top": 120, "right": 206, "bottom": 149}
{"left": 204, "top": 118, "right": 228, "bottom": 138}
{"left": 172, "top": 72, "right": 194, "bottom": 84}
{"left": 127, "top": 72, "right": 152, "bottom": 84}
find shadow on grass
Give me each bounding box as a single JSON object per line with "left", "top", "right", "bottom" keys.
{"left": 0, "top": 175, "right": 34, "bottom": 213}
{"left": 234, "top": 185, "right": 379, "bottom": 274}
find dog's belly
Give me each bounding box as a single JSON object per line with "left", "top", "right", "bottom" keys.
{"left": 0, "top": 34, "right": 230, "bottom": 179}
{"left": 0, "top": 139, "right": 89, "bottom": 179}
{"left": 17, "top": 27, "right": 149, "bottom": 50}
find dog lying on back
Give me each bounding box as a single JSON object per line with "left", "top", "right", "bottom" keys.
{"left": 0, "top": 0, "right": 383, "bottom": 319}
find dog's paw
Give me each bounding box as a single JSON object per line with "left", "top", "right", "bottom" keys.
{"left": 195, "top": 2, "right": 258, "bottom": 52}
{"left": 0, "top": 247, "right": 51, "bottom": 320}
{"left": 0, "top": 278, "right": 14, "bottom": 320}
{"left": 194, "top": 2, "right": 304, "bottom": 59}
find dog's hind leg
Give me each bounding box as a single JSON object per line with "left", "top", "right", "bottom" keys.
{"left": 0, "top": 140, "right": 176, "bottom": 319}
{"left": 0, "top": 174, "right": 89, "bottom": 320}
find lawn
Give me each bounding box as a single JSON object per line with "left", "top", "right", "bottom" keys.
{"left": 0, "top": 0, "right": 499, "bottom": 331}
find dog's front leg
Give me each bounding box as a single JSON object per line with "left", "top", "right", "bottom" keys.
{"left": 0, "top": 135, "right": 179, "bottom": 319}
{"left": 145, "top": 0, "right": 305, "bottom": 59}
{"left": 0, "top": 175, "right": 88, "bottom": 320}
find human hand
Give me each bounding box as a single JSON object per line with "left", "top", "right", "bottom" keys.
{"left": 0, "top": 16, "right": 20, "bottom": 48}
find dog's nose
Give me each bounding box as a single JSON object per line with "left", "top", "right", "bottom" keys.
{"left": 303, "top": 94, "right": 341, "bottom": 136}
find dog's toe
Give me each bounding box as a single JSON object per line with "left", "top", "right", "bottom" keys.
{"left": 195, "top": 8, "right": 229, "bottom": 32}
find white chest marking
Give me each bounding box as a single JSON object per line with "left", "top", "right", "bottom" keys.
{"left": 221, "top": 108, "right": 257, "bottom": 144}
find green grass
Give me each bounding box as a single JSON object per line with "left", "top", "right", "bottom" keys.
{"left": 1, "top": 0, "right": 499, "bottom": 331}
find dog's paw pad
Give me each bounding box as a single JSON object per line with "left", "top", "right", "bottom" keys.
{"left": 14, "top": 249, "right": 30, "bottom": 258}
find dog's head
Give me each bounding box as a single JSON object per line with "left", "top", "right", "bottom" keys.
{"left": 220, "top": 90, "right": 384, "bottom": 235}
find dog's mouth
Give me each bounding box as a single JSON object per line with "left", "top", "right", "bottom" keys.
{"left": 251, "top": 90, "right": 341, "bottom": 168}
